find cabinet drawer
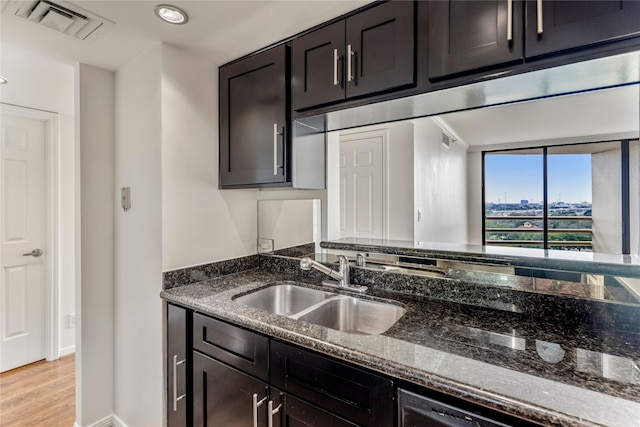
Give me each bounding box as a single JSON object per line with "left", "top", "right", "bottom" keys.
{"left": 193, "top": 313, "right": 269, "bottom": 381}
{"left": 271, "top": 340, "right": 393, "bottom": 427}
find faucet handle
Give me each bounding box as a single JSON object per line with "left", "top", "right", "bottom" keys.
{"left": 356, "top": 253, "right": 366, "bottom": 267}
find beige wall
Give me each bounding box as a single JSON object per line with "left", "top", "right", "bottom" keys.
{"left": 76, "top": 63, "right": 115, "bottom": 426}
{"left": 413, "top": 118, "right": 468, "bottom": 245}
{"left": 113, "top": 45, "right": 163, "bottom": 426}
{"left": 630, "top": 141, "right": 639, "bottom": 256}
{"left": 592, "top": 149, "right": 623, "bottom": 254}
{"left": 161, "top": 44, "right": 258, "bottom": 271}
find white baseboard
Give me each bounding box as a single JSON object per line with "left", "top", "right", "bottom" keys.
{"left": 59, "top": 345, "right": 76, "bottom": 357}
{"left": 74, "top": 413, "right": 127, "bottom": 427}
{"left": 111, "top": 414, "right": 128, "bottom": 427}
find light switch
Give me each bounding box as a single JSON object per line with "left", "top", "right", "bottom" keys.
{"left": 121, "top": 187, "right": 131, "bottom": 211}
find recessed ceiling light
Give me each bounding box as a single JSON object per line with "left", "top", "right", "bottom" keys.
{"left": 154, "top": 4, "right": 188, "bottom": 25}
{"left": 0, "top": 76, "right": 8, "bottom": 85}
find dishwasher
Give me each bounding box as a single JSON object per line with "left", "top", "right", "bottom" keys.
{"left": 399, "top": 389, "right": 513, "bottom": 427}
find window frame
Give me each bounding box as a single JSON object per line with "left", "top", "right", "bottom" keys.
{"left": 482, "top": 140, "right": 632, "bottom": 254}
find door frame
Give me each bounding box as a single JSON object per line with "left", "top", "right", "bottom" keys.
{"left": 0, "top": 103, "right": 60, "bottom": 361}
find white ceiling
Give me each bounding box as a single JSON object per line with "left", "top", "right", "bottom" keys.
{"left": 439, "top": 85, "right": 640, "bottom": 149}
{"left": 1, "top": 0, "right": 371, "bottom": 71}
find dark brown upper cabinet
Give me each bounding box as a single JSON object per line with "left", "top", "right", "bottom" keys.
{"left": 219, "top": 45, "right": 289, "bottom": 188}
{"left": 292, "top": 1, "right": 415, "bottom": 111}
{"left": 427, "top": 0, "right": 525, "bottom": 80}
{"left": 525, "top": 0, "right": 640, "bottom": 58}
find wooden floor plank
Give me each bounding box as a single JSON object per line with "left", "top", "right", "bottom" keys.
{"left": 0, "top": 354, "right": 75, "bottom": 427}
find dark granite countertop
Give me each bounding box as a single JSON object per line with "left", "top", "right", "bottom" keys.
{"left": 160, "top": 268, "right": 640, "bottom": 427}
{"left": 321, "top": 238, "right": 640, "bottom": 278}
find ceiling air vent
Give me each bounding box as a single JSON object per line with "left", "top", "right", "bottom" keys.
{"left": 1, "top": 0, "right": 114, "bottom": 42}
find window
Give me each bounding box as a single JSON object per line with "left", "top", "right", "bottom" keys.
{"left": 483, "top": 141, "right": 635, "bottom": 254}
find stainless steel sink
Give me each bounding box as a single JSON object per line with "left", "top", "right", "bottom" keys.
{"left": 233, "top": 283, "right": 335, "bottom": 316}
{"left": 297, "top": 296, "right": 406, "bottom": 335}
{"left": 233, "top": 283, "right": 405, "bottom": 335}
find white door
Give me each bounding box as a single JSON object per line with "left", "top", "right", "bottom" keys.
{"left": 1, "top": 112, "right": 47, "bottom": 372}
{"left": 339, "top": 134, "right": 384, "bottom": 239}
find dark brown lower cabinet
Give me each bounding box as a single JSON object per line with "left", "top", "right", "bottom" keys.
{"left": 278, "top": 392, "right": 359, "bottom": 427}
{"left": 167, "top": 304, "right": 188, "bottom": 427}
{"left": 193, "top": 351, "right": 269, "bottom": 427}
{"left": 170, "top": 308, "right": 541, "bottom": 427}
{"left": 271, "top": 340, "right": 393, "bottom": 427}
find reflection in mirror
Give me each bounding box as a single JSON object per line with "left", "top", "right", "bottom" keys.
{"left": 257, "top": 199, "right": 321, "bottom": 257}
{"left": 326, "top": 84, "right": 639, "bottom": 256}
{"left": 322, "top": 248, "right": 640, "bottom": 305}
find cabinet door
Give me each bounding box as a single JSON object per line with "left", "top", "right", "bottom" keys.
{"left": 525, "top": 0, "right": 640, "bottom": 58}
{"left": 193, "top": 352, "right": 269, "bottom": 427}
{"left": 292, "top": 21, "right": 345, "bottom": 110}
{"left": 219, "top": 45, "right": 289, "bottom": 188}
{"left": 167, "top": 304, "right": 188, "bottom": 427}
{"left": 271, "top": 340, "right": 393, "bottom": 427}
{"left": 428, "top": 0, "right": 524, "bottom": 80}
{"left": 346, "top": 0, "right": 415, "bottom": 98}
{"left": 279, "top": 392, "right": 358, "bottom": 427}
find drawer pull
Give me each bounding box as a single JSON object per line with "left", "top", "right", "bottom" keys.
{"left": 268, "top": 400, "right": 282, "bottom": 427}
{"left": 537, "top": 0, "right": 543, "bottom": 35}
{"left": 253, "top": 393, "right": 267, "bottom": 427}
{"left": 507, "top": 0, "right": 513, "bottom": 41}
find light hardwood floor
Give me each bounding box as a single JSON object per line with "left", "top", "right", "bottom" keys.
{"left": 0, "top": 354, "right": 75, "bottom": 427}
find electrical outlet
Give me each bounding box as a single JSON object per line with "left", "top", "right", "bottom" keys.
{"left": 68, "top": 313, "right": 76, "bottom": 329}
{"left": 257, "top": 238, "right": 274, "bottom": 253}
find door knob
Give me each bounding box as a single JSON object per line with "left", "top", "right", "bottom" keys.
{"left": 22, "top": 249, "right": 43, "bottom": 257}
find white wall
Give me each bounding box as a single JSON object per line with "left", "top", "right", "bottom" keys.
{"left": 387, "top": 123, "right": 414, "bottom": 241}
{"left": 592, "top": 149, "right": 623, "bottom": 254}
{"left": 258, "top": 199, "right": 313, "bottom": 250}
{"left": 630, "top": 141, "right": 639, "bottom": 256}
{"left": 0, "top": 43, "right": 76, "bottom": 355}
{"left": 413, "top": 117, "right": 468, "bottom": 244}
{"left": 466, "top": 151, "right": 483, "bottom": 244}
{"left": 76, "top": 64, "right": 114, "bottom": 426}
{"left": 113, "top": 45, "right": 163, "bottom": 427}
{"left": 161, "top": 44, "right": 257, "bottom": 271}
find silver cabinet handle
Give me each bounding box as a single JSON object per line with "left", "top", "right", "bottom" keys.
{"left": 273, "top": 123, "right": 278, "bottom": 175}
{"left": 172, "top": 355, "right": 186, "bottom": 412}
{"left": 507, "top": 0, "right": 513, "bottom": 41}
{"left": 23, "top": 249, "right": 43, "bottom": 257}
{"left": 272, "top": 124, "right": 284, "bottom": 176}
{"left": 267, "top": 400, "right": 282, "bottom": 427}
{"left": 347, "top": 44, "right": 354, "bottom": 82}
{"left": 333, "top": 48, "right": 340, "bottom": 86}
{"left": 253, "top": 393, "right": 267, "bottom": 427}
{"left": 537, "top": 0, "right": 543, "bottom": 35}
{"left": 273, "top": 123, "right": 284, "bottom": 175}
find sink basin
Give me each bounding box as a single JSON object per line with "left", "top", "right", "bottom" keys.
{"left": 297, "top": 296, "right": 406, "bottom": 335}
{"left": 233, "top": 283, "right": 335, "bottom": 316}
{"left": 233, "top": 283, "right": 405, "bottom": 335}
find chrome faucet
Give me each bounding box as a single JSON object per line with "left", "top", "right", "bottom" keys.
{"left": 299, "top": 256, "right": 367, "bottom": 293}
